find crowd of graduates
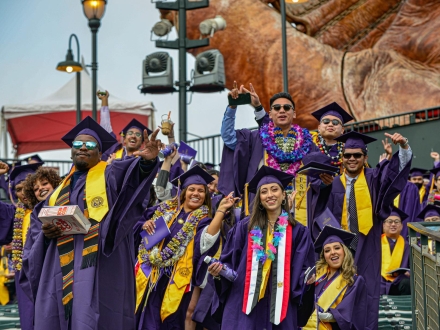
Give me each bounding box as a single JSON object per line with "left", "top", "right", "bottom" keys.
{"left": 0, "top": 86, "right": 439, "bottom": 330}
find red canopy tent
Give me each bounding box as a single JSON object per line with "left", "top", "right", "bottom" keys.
{"left": 1, "top": 72, "right": 156, "bottom": 156}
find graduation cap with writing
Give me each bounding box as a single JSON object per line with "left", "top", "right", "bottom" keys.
{"left": 335, "top": 131, "right": 377, "bottom": 151}
{"left": 297, "top": 152, "right": 339, "bottom": 179}
{"left": 178, "top": 141, "right": 197, "bottom": 162}
{"left": 409, "top": 167, "right": 428, "bottom": 178}
{"left": 245, "top": 166, "right": 294, "bottom": 215}
{"left": 387, "top": 205, "right": 409, "bottom": 222}
{"left": 25, "top": 154, "right": 44, "bottom": 164}
{"left": 120, "top": 119, "right": 152, "bottom": 140}
{"left": 61, "top": 116, "right": 117, "bottom": 153}
{"left": 314, "top": 225, "right": 356, "bottom": 253}
{"left": 417, "top": 204, "right": 440, "bottom": 220}
{"left": 9, "top": 162, "right": 43, "bottom": 189}
{"left": 311, "top": 102, "right": 354, "bottom": 124}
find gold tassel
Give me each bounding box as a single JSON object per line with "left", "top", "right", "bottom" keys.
{"left": 295, "top": 183, "right": 311, "bottom": 210}
{"left": 245, "top": 183, "right": 249, "bottom": 216}
{"left": 430, "top": 175, "right": 435, "bottom": 193}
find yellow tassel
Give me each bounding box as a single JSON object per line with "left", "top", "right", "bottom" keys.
{"left": 245, "top": 183, "right": 249, "bottom": 216}
{"left": 430, "top": 175, "right": 435, "bottom": 193}
{"left": 295, "top": 183, "right": 311, "bottom": 210}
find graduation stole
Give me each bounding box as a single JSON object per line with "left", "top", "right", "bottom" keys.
{"left": 49, "top": 161, "right": 108, "bottom": 318}
{"left": 114, "top": 148, "right": 124, "bottom": 159}
{"left": 393, "top": 194, "right": 400, "bottom": 208}
{"left": 243, "top": 223, "right": 292, "bottom": 325}
{"left": 419, "top": 185, "right": 426, "bottom": 204}
{"left": 11, "top": 203, "right": 31, "bottom": 271}
{"left": 340, "top": 169, "right": 373, "bottom": 235}
{"left": 381, "top": 234, "right": 404, "bottom": 282}
{"left": 314, "top": 269, "right": 348, "bottom": 330}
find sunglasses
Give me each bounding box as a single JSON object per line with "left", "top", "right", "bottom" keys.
{"left": 271, "top": 104, "right": 294, "bottom": 111}
{"left": 342, "top": 153, "right": 364, "bottom": 159}
{"left": 321, "top": 118, "right": 342, "bottom": 126}
{"left": 127, "top": 131, "right": 142, "bottom": 138}
{"left": 72, "top": 141, "right": 98, "bottom": 150}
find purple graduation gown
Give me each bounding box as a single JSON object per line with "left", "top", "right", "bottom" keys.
{"left": 397, "top": 182, "right": 421, "bottom": 239}
{"left": 325, "top": 151, "right": 411, "bottom": 330}
{"left": 0, "top": 201, "right": 14, "bottom": 244}
{"left": 314, "top": 272, "right": 367, "bottom": 330}
{"left": 380, "top": 236, "right": 410, "bottom": 295}
{"left": 21, "top": 157, "right": 158, "bottom": 330}
{"left": 213, "top": 218, "right": 315, "bottom": 330}
{"left": 100, "top": 142, "right": 123, "bottom": 161}
{"left": 133, "top": 205, "right": 215, "bottom": 330}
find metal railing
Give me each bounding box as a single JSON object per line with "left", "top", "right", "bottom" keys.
{"left": 186, "top": 105, "right": 440, "bottom": 166}
{"left": 2, "top": 159, "right": 72, "bottom": 177}
{"left": 408, "top": 222, "right": 440, "bottom": 330}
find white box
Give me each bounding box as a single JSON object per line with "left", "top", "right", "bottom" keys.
{"left": 38, "top": 205, "right": 91, "bottom": 235}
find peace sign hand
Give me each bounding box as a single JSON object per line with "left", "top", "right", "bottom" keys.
{"left": 381, "top": 138, "right": 392, "bottom": 155}
{"left": 133, "top": 128, "right": 161, "bottom": 161}
{"left": 241, "top": 83, "right": 261, "bottom": 108}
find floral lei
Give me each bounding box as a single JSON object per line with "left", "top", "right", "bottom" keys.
{"left": 259, "top": 121, "right": 312, "bottom": 176}
{"left": 12, "top": 201, "right": 26, "bottom": 271}
{"left": 250, "top": 211, "right": 289, "bottom": 264}
{"left": 139, "top": 198, "right": 209, "bottom": 269}
{"left": 314, "top": 132, "right": 344, "bottom": 167}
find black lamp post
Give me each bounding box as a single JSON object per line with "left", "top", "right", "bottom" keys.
{"left": 56, "top": 34, "right": 83, "bottom": 124}
{"left": 81, "top": 0, "right": 107, "bottom": 121}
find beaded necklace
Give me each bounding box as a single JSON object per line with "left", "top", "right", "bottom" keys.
{"left": 316, "top": 134, "right": 344, "bottom": 166}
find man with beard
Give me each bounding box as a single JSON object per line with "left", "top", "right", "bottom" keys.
{"left": 219, "top": 82, "right": 328, "bottom": 228}
{"left": 324, "top": 131, "right": 412, "bottom": 330}
{"left": 409, "top": 168, "right": 429, "bottom": 204}
{"left": 21, "top": 116, "right": 160, "bottom": 330}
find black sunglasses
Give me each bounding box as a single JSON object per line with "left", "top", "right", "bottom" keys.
{"left": 342, "top": 153, "right": 364, "bottom": 159}
{"left": 321, "top": 118, "right": 342, "bottom": 126}
{"left": 271, "top": 104, "right": 294, "bottom": 111}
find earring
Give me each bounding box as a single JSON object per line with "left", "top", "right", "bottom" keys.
{"left": 259, "top": 204, "right": 264, "bottom": 210}
{"left": 281, "top": 200, "right": 286, "bottom": 206}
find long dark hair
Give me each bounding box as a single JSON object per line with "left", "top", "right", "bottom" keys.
{"left": 179, "top": 185, "right": 212, "bottom": 217}
{"left": 247, "top": 184, "right": 296, "bottom": 231}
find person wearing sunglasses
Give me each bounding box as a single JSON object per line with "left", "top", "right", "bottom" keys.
{"left": 219, "top": 81, "right": 326, "bottom": 230}
{"left": 380, "top": 206, "right": 410, "bottom": 296}
{"left": 21, "top": 116, "right": 161, "bottom": 330}
{"left": 322, "top": 130, "right": 412, "bottom": 330}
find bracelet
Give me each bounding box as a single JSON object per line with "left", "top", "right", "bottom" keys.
{"left": 213, "top": 275, "right": 221, "bottom": 281}
{"left": 401, "top": 138, "right": 409, "bottom": 147}
{"left": 216, "top": 210, "right": 226, "bottom": 216}
{"left": 254, "top": 104, "right": 263, "bottom": 112}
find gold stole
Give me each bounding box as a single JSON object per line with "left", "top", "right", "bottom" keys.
{"left": 0, "top": 248, "right": 9, "bottom": 306}
{"left": 419, "top": 185, "right": 426, "bottom": 204}
{"left": 263, "top": 151, "right": 307, "bottom": 225}
{"left": 22, "top": 209, "right": 31, "bottom": 245}
{"left": 259, "top": 229, "right": 273, "bottom": 300}
{"left": 381, "top": 234, "right": 405, "bottom": 282}
{"left": 49, "top": 161, "right": 109, "bottom": 222}
{"left": 114, "top": 148, "right": 124, "bottom": 159}
{"left": 340, "top": 169, "right": 373, "bottom": 235}
{"left": 394, "top": 194, "right": 400, "bottom": 208}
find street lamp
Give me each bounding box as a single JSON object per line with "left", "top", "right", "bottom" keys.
{"left": 81, "top": 0, "right": 107, "bottom": 121}
{"left": 56, "top": 34, "right": 83, "bottom": 124}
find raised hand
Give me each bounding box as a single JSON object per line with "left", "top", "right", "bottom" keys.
{"left": 97, "top": 90, "right": 109, "bottom": 100}
{"left": 0, "top": 161, "right": 9, "bottom": 175}
{"left": 381, "top": 137, "right": 392, "bottom": 155}
{"left": 384, "top": 133, "right": 408, "bottom": 149}
{"left": 134, "top": 128, "right": 161, "bottom": 161}
{"left": 218, "top": 192, "right": 239, "bottom": 213}
{"left": 242, "top": 83, "right": 261, "bottom": 108}
{"left": 431, "top": 151, "right": 440, "bottom": 161}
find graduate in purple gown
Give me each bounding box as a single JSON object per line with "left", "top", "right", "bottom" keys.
{"left": 324, "top": 131, "right": 412, "bottom": 330}
{"left": 409, "top": 168, "right": 429, "bottom": 204}
{"left": 21, "top": 116, "right": 160, "bottom": 330}
{"left": 219, "top": 86, "right": 325, "bottom": 229}
{"left": 393, "top": 182, "right": 420, "bottom": 239}
{"left": 304, "top": 226, "right": 367, "bottom": 330}
{"left": 208, "top": 166, "right": 315, "bottom": 329}
{"left": 0, "top": 162, "right": 46, "bottom": 330}
{"left": 427, "top": 167, "right": 440, "bottom": 207}
{"left": 380, "top": 207, "right": 410, "bottom": 296}
{"left": 134, "top": 166, "right": 217, "bottom": 330}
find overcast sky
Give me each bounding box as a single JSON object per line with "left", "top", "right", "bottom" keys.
{"left": 0, "top": 0, "right": 256, "bottom": 161}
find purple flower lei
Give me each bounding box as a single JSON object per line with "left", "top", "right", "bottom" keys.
{"left": 259, "top": 121, "right": 312, "bottom": 174}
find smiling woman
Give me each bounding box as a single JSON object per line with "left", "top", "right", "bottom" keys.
{"left": 23, "top": 167, "right": 62, "bottom": 209}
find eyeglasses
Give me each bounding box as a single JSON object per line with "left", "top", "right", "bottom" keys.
{"left": 342, "top": 153, "right": 364, "bottom": 159}
{"left": 271, "top": 104, "right": 294, "bottom": 111}
{"left": 425, "top": 217, "right": 440, "bottom": 222}
{"left": 127, "top": 131, "right": 142, "bottom": 138}
{"left": 384, "top": 220, "right": 401, "bottom": 225}
{"left": 321, "top": 118, "right": 342, "bottom": 126}
{"left": 72, "top": 140, "right": 98, "bottom": 150}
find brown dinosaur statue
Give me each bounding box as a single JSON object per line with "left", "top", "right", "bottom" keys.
{"left": 158, "top": 0, "right": 440, "bottom": 129}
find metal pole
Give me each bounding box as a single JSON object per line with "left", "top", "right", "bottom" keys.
{"left": 178, "top": 2, "right": 187, "bottom": 142}
{"left": 76, "top": 72, "right": 81, "bottom": 123}
{"left": 89, "top": 19, "right": 101, "bottom": 121}
{"left": 280, "top": 0, "right": 288, "bottom": 93}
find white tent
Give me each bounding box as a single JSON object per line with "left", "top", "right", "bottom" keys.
{"left": 1, "top": 70, "right": 156, "bottom": 155}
